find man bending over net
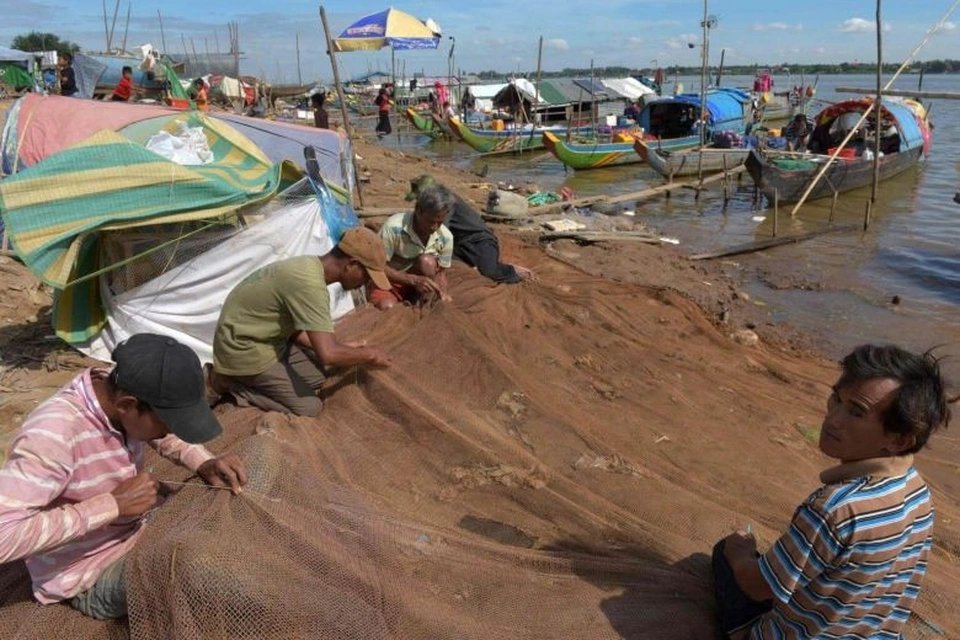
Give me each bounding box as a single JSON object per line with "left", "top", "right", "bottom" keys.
{"left": 0, "top": 334, "right": 246, "bottom": 619}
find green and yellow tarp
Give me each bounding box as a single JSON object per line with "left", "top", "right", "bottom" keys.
{"left": 0, "top": 113, "right": 302, "bottom": 343}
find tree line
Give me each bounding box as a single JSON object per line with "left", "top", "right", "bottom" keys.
{"left": 475, "top": 60, "right": 960, "bottom": 80}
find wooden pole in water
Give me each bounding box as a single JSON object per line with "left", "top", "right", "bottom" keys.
{"left": 590, "top": 59, "right": 597, "bottom": 132}
{"left": 829, "top": 191, "right": 838, "bottom": 224}
{"left": 696, "top": 0, "right": 709, "bottom": 192}
{"left": 918, "top": 65, "right": 925, "bottom": 91}
{"left": 773, "top": 189, "right": 779, "bottom": 237}
{"left": 871, "top": 0, "right": 883, "bottom": 204}
{"left": 296, "top": 32, "right": 303, "bottom": 86}
{"left": 864, "top": 199, "right": 872, "bottom": 230}
{"left": 715, "top": 48, "right": 725, "bottom": 87}
{"left": 157, "top": 10, "right": 168, "bottom": 55}
{"left": 319, "top": 5, "right": 364, "bottom": 207}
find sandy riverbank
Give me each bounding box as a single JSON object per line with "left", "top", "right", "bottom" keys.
{"left": 0, "top": 137, "right": 957, "bottom": 638}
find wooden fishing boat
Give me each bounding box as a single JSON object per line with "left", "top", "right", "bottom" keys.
{"left": 431, "top": 112, "right": 458, "bottom": 139}
{"left": 745, "top": 97, "right": 931, "bottom": 203}
{"left": 447, "top": 116, "right": 593, "bottom": 154}
{"left": 635, "top": 139, "right": 753, "bottom": 177}
{"left": 404, "top": 107, "right": 443, "bottom": 137}
{"left": 542, "top": 88, "right": 751, "bottom": 170}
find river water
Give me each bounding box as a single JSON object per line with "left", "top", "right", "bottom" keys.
{"left": 387, "top": 73, "right": 960, "bottom": 376}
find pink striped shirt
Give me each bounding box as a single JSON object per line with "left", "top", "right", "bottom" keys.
{"left": 0, "top": 368, "right": 214, "bottom": 603}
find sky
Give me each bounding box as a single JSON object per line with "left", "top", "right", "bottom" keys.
{"left": 2, "top": 1, "right": 957, "bottom": 82}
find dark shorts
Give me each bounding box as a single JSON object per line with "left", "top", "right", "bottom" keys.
{"left": 712, "top": 539, "right": 773, "bottom": 637}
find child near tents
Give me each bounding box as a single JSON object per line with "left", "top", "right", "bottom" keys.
{"left": 712, "top": 344, "right": 951, "bottom": 639}
{"left": 58, "top": 52, "right": 77, "bottom": 97}
{"left": 191, "top": 78, "right": 209, "bottom": 112}
{"left": 111, "top": 66, "right": 134, "bottom": 102}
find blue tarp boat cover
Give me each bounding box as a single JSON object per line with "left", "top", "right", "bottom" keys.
{"left": 672, "top": 88, "right": 751, "bottom": 126}
{"left": 882, "top": 100, "right": 924, "bottom": 150}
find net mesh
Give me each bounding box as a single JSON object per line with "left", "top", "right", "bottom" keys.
{"left": 1, "top": 248, "right": 958, "bottom": 639}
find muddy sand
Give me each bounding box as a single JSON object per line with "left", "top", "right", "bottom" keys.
{"left": 0, "top": 138, "right": 957, "bottom": 638}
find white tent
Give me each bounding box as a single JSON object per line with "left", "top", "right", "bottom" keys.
{"left": 601, "top": 77, "right": 657, "bottom": 101}
{"left": 80, "top": 197, "right": 356, "bottom": 364}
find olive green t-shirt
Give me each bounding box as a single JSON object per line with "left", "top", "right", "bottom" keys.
{"left": 213, "top": 255, "right": 333, "bottom": 376}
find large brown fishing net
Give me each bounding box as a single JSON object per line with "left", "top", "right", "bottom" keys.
{"left": 2, "top": 251, "right": 958, "bottom": 639}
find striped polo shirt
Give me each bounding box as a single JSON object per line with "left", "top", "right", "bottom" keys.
{"left": 754, "top": 455, "right": 932, "bottom": 639}
{"left": 0, "top": 369, "right": 213, "bottom": 603}
{"left": 378, "top": 211, "right": 454, "bottom": 272}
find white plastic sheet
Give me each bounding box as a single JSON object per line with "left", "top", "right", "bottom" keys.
{"left": 80, "top": 198, "right": 356, "bottom": 364}
{"left": 145, "top": 122, "right": 214, "bottom": 165}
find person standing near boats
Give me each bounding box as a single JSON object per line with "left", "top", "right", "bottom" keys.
{"left": 375, "top": 83, "right": 394, "bottom": 139}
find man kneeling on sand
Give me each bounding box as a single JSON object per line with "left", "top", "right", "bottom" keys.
{"left": 371, "top": 184, "right": 455, "bottom": 310}
{"left": 712, "top": 344, "right": 951, "bottom": 639}
{"left": 406, "top": 174, "right": 533, "bottom": 284}
{"left": 210, "top": 227, "right": 392, "bottom": 416}
{"left": 0, "top": 333, "right": 246, "bottom": 619}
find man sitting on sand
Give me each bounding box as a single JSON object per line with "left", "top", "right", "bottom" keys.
{"left": 0, "top": 333, "right": 247, "bottom": 620}
{"left": 210, "top": 227, "right": 392, "bottom": 417}
{"left": 406, "top": 175, "right": 533, "bottom": 285}
{"left": 712, "top": 344, "right": 951, "bottom": 639}
{"left": 371, "top": 185, "right": 456, "bottom": 310}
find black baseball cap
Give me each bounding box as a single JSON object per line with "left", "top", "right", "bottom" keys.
{"left": 111, "top": 334, "right": 222, "bottom": 444}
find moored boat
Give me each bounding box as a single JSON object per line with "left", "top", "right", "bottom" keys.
{"left": 404, "top": 107, "right": 443, "bottom": 137}
{"left": 542, "top": 88, "right": 751, "bottom": 170}
{"left": 745, "top": 97, "right": 930, "bottom": 203}
{"left": 635, "top": 139, "right": 753, "bottom": 177}
{"left": 447, "top": 116, "right": 593, "bottom": 154}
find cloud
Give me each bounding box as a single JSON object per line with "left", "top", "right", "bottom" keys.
{"left": 751, "top": 22, "right": 790, "bottom": 31}
{"left": 545, "top": 38, "right": 569, "bottom": 51}
{"left": 625, "top": 36, "right": 645, "bottom": 48}
{"left": 665, "top": 33, "right": 697, "bottom": 49}
{"left": 941, "top": 21, "right": 957, "bottom": 31}
{"left": 839, "top": 17, "right": 892, "bottom": 33}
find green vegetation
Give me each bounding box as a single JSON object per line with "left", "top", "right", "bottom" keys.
{"left": 476, "top": 59, "right": 960, "bottom": 80}
{"left": 11, "top": 32, "right": 80, "bottom": 57}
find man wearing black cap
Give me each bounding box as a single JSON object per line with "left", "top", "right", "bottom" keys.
{"left": 0, "top": 333, "right": 245, "bottom": 619}
{"left": 210, "top": 226, "right": 392, "bottom": 417}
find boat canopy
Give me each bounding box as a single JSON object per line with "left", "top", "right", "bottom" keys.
{"left": 671, "top": 88, "right": 751, "bottom": 125}
{"left": 815, "top": 98, "right": 925, "bottom": 151}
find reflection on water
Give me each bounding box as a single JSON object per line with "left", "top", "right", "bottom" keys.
{"left": 384, "top": 74, "right": 960, "bottom": 376}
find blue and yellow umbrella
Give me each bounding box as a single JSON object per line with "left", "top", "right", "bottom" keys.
{"left": 333, "top": 7, "right": 441, "bottom": 52}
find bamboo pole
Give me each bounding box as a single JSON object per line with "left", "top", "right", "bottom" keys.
{"left": 871, "top": 0, "right": 883, "bottom": 203}
{"left": 829, "top": 191, "right": 838, "bottom": 224}
{"left": 789, "top": 0, "right": 960, "bottom": 217}
{"left": 696, "top": 0, "right": 708, "bottom": 191}
{"left": 108, "top": 0, "right": 121, "bottom": 52}
{"left": 157, "top": 10, "right": 168, "bottom": 54}
{"left": 102, "top": 0, "right": 111, "bottom": 51}
{"left": 715, "top": 48, "right": 725, "bottom": 87}
{"left": 121, "top": 2, "right": 131, "bottom": 54}
{"left": 864, "top": 199, "right": 872, "bottom": 230}
{"left": 319, "top": 5, "right": 364, "bottom": 207}
{"left": 296, "top": 32, "right": 303, "bottom": 86}
{"left": 529, "top": 36, "right": 543, "bottom": 146}
{"left": 689, "top": 225, "right": 859, "bottom": 260}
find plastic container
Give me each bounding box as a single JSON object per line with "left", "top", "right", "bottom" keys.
{"left": 828, "top": 147, "right": 857, "bottom": 160}
{"left": 168, "top": 98, "right": 190, "bottom": 110}
{"left": 491, "top": 119, "right": 505, "bottom": 131}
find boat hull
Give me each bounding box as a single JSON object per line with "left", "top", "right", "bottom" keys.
{"left": 404, "top": 107, "right": 442, "bottom": 137}
{"left": 448, "top": 117, "right": 592, "bottom": 154}
{"left": 744, "top": 147, "right": 924, "bottom": 203}
{"left": 636, "top": 140, "right": 752, "bottom": 177}
{"left": 542, "top": 132, "right": 642, "bottom": 170}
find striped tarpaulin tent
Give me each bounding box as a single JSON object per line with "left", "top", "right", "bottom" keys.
{"left": 0, "top": 113, "right": 302, "bottom": 342}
